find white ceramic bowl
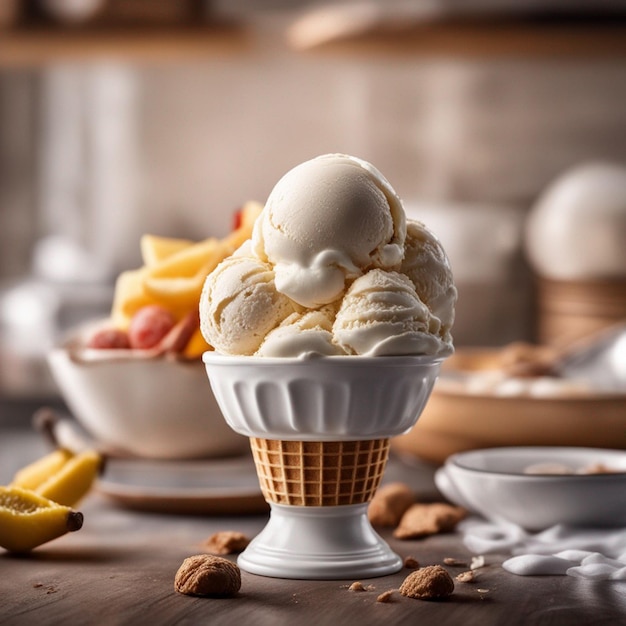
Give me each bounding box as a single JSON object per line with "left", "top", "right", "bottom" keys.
{"left": 435, "top": 446, "right": 626, "bottom": 531}
{"left": 48, "top": 348, "right": 249, "bottom": 459}
{"left": 202, "top": 353, "right": 443, "bottom": 440}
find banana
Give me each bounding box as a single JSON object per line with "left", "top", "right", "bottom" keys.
{"left": 33, "top": 450, "right": 102, "bottom": 507}
{"left": 11, "top": 448, "right": 103, "bottom": 507}
{"left": 10, "top": 448, "right": 73, "bottom": 491}
{"left": 0, "top": 486, "right": 83, "bottom": 553}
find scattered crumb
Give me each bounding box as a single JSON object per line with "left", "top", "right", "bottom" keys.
{"left": 203, "top": 530, "right": 251, "bottom": 555}
{"left": 32, "top": 583, "right": 43, "bottom": 588}
{"left": 394, "top": 503, "right": 467, "bottom": 539}
{"left": 470, "top": 555, "right": 486, "bottom": 570}
{"left": 456, "top": 570, "right": 475, "bottom": 583}
{"left": 349, "top": 581, "right": 366, "bottom": 592}
{"left": 477, "top": 588, "right": 490, "bottom": 594}
{"left": 376, "top": 590, "right": 395, "bottom": 603}
{"left": 403, "top": 556, "right": 420, "bottom": 569}
{"left": 365, "top": 584, "right": 376, "bottom": 592}
{"left": 368, "top": 482, "right": 415, "bottom": 527}
{"left": 443, "top": 557, "right": 467, "bottom": 567}
{"left": 399, "top": 565, "right": 455, "bottom": 600}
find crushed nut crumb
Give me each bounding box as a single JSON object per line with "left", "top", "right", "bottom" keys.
{"left": 203, "top": 530, "right": 250, "bottom": 555}
{"left": 403, "top": 556, "right": 420, "bottom": 569}
{"left": 456, "top": 570, "right": 475, "bottom": 583}
{"left": 376, "top": 590, "right": 395, "bottom": 603}
{"left": 349, "top": 581, "right": 366, "bottom": 591}
{"left": 443, "top": 557, "right": 467, "bottom": 566}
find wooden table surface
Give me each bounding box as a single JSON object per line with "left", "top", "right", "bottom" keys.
{"left": 1, "top": 427, "right": 625, "bottom": 626}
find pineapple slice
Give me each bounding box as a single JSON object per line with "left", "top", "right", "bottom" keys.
{"left": 140, "top": 234, "right": 193, "bottom": 267}
{"left": 145, "top": 237, "right": 222, "bottom": 280}
{"left": 183, "top": 327, "right": 212, "bottom": 360}
{"left": 106, "top": 200, "right": 264, "bottom": 355}
{"left": 111, "top": 268, "right": 152, "bottom": 328}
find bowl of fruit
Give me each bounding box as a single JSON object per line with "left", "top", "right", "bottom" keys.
{"left": 47, "top": 203, "right": 261, "bottom": 460}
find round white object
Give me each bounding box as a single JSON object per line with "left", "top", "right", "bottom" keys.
{"left": 435, "top": 446, "right": 626, "bottom": 531}
{"left": 525, "top": 162, "right": 626, "bottom": 280}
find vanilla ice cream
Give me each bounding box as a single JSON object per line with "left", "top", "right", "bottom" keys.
{"left": 400, "top": 220, "right": 457, "bottom": 339}
{"left": 252, "top": 154, "right": 406, "bottom": 308}
{"left": 256, "top": 307, "right": 345, "bottom": 357}
{"left": 333, "top": 269, "right": 449, "bottom": 356}
{"left": 200, "top": 153, "right": 456, "bottom": 358}
{"left": 200, "top": 255, "right": 295, "bottom": 355}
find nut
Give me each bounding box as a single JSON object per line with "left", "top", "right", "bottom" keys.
{"left": 399, "top": 565, "right": 454, "bottom": 600}
{"left": 368, "top": 482, "right": 415, "bottom": 527}
{"left": 174, "top": 555, "right": 241, "bottom": 597}
{"left": 393, "top": 503, "right": 466, "bottom": 539}
{"left": 203, "top": 530, "right": 250, "bottom": 555}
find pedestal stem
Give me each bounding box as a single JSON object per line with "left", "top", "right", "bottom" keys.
{"left": 238, "top": 502, "right": 402, "bottom": 579}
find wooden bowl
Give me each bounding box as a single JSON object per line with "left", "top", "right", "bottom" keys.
{"left": 391, "top": 348, "right": 626, "bottom": 466}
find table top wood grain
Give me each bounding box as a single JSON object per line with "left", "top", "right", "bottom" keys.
{"left": 1, "top": 428, "right": 625, "bottom": 626}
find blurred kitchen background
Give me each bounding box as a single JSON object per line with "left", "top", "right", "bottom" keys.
{"left": 1, "top": 0, "right": 625, "bottom": 415}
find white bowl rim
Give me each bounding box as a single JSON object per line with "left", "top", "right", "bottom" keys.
{"left": 447, "top": 446, "right": 626, "bottom": 478}
{"left": 202, "top": 351, "right": 446, "bottom": 367}
{"left": 50, "top": 346, "right": 206, "bottom": 366}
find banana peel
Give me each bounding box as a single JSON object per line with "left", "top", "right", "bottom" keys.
{"left": 10, "top": 448, "right": 103, "bottom": 508}
{"left": 0, "top": 486, "right": 83, "bottom": 553}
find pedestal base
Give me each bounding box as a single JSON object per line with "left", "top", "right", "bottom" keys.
{"left": 238, "top": 502, "right": 402, "bottom": 580}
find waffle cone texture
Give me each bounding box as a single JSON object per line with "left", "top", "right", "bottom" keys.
{"left": 249, "top": 437, "right": 390, "bottom": 506}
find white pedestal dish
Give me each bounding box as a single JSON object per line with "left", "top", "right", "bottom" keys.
{"left": 203, "top": 352, "right": 443, "bottom": 580}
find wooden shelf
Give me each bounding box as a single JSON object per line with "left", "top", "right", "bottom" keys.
{"left": 287, "top": 11, "right": 626, "bottom": 59}
{"left": 0, "top": 21, "right": 250, "bottom": 67}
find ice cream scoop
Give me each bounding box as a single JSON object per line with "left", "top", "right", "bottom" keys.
{"left": 333, "top": 269, "right": 450, "bottom": 356}
{"left": 252, "top": 153, "right": 406, "bottom": 308}
{"left": 400, "top": 219, "right": 457, "bottom": 338}
{"left": 199, "top": 255, "right": 295, "bottom": 355}
{"left": 200, "top": 154, "right": 456, "bottom": 359}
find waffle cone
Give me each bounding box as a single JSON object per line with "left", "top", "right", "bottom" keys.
{"left": 249, "top": 437, "right": 390, "bottom": 507}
